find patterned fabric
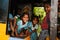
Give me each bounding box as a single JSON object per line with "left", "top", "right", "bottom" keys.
{"left": 39, "top": 13, "right": 50, "bottom": 40}
{"left": 41, "top": 13, "right": 50, "bottom": 30}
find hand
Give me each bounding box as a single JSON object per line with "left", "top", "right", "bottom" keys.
{"left": 32, "top": 29, "right": 36, "bottom": 32}
{"left": 19, "top": 32, "right": 24, "bottom": 37}
{"left": 16, "top": 33, "right": 19, "bottom": 37}
{"left": 25, "top": 30, "right": 31, "bottom": 36}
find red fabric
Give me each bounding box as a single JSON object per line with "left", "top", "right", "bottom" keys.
{"left": 41, "top": 13, "right": 50, "bottom": 30}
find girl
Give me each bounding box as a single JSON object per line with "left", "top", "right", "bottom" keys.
{"left": 23, "top": 5, "right": 32, "bottom": 20}
{"left": 28, "top": 16, "right": 39, "bottom": 40}
{"left": 15, "top": 13, "right": 29, "bottom": 37}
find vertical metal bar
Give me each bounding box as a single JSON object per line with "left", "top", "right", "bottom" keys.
{"left": 50, "top": 0, "right": 58, "bottom": 40}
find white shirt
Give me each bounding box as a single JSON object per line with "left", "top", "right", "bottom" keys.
{"left": 31, "top": 24, "right": 38, "bottom": 30}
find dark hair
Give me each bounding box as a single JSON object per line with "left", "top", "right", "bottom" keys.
{"left": 44, "top": 2, "right": 51, "bottom": 7}
{"left": 44, "top": 0, "right": 51, "bottom": 6}
{"left": 17, "top": 8, "right": 22, "bottom": 14}
{"left": 20, "top": 12, "right": 29, "bottom": 20}
{"left": 17, "top": 8, "right": 22, "bottom": 11}
{"left": 32, "top": 16, "right": 39, "bottom": 23}
{"left": 14, "top": 8, "right": 22, "bottom": 16}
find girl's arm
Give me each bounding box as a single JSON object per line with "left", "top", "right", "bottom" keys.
{"left": 13, "top": 17, "right": 18, "bottom": 37}
{"left": 14, "top": 17, "right": 17, "bottom": 27}
{"left": 15, "top": 25, "right": 19, "bottom": 37}
{"left": 10, "top": 20, "right": 15, "bottom": 36}
{"left": 10, "top": 20, "right": 14, "bottom": 32}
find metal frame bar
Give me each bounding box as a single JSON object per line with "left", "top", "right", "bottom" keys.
{"left": 50, "top": 0, "right": 58, "bottom": 40}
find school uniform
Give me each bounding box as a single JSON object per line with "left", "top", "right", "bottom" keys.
{"left": 28, "top": 22, "right": 38, "bottom": 40}
{"left": 17, "top": 20, "right": 28, "bottom": 34}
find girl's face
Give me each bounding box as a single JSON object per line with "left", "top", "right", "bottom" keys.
{"left": 45, "top": 4, "right": 51, "bottom": 14}
{"left": 22, "top": 14, "right": 29, "bottom": 23}
{"left": 33, "top": 18, "right": 38, "bottom": 25}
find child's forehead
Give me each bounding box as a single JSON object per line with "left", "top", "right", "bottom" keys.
{"left": 33, "top": 18, "right": 38, "bottom": 20}
{"left": 23, "top": 14, "right": 29, "bottom": 17}
{"left": 24, "top": 14, "right": 28, "bottom": 16}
